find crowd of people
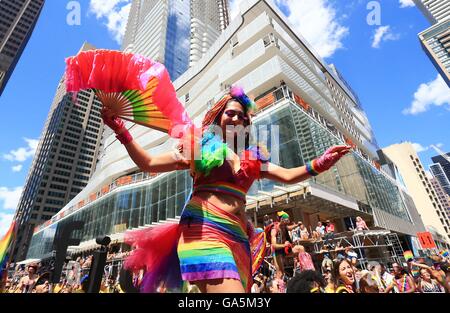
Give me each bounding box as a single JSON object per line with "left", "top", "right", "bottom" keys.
{"left": 1, "top": 251, "right": 128, "bottom": 293}
{"left": 2, "top": 212, "right": 449, "bottom": 294}
{"left": 248, "top": 212, "right": 450, "bottom": 293}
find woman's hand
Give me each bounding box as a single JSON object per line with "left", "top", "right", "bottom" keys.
{"left": 101, "top": 107, "right": 133, "bottom": 144}
{"left": 314, "top": 145, "right": 352, "bottom": 172}
{"left": 101, "top": 107, "right": 125, "bottom": 133}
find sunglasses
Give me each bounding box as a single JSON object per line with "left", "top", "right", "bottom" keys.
{"left": 224, "top": 109, "right": 248, "bottom": 121}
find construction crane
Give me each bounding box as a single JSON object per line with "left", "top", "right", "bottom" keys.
{"left": 431, "top": 145, "right": 450, "bottom": 164}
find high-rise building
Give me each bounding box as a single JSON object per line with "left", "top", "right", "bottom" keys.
{"left": 382, "top": 142, "right": 450, "bottom": 242}
{"left": 27, "top": 0, "right": 436, "bottom": 264}
{"left": 413, "top": 0, "right": 450, "bottom": 24}
{"left": 430, "top": 162, "right": 450, "bottom": 196}
{"left": 418, "top": 20, "right": 450, "bottom": 86}
{"left": 122, "top": 0, "right": 229, "bottom": 81}
{"left": 429, "top": 173, "right": 450, "bottom": 216}
{"left": 413, "top": 0, "right": 450, "bottom": 86}
{"left": 0, "top": 0, "right": 45, "bottom": 96}
{"left": 432, "top": 152, "right": 450, "bottom": 183}
{"left": 12, "top": 43, "right": 105, "bottom": 261}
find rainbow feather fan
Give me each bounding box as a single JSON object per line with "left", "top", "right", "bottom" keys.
{"left": 65, "top": 49, "right": 192, "bottom": 138}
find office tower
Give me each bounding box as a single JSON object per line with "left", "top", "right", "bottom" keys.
{"left": 0, "top": 0, "right": 45, "bottom": 96}
{"left": 432, "top": 152, "right": 450, "bottom": 184}
{"left": 413, "top": 0, "right": 450, "bottom": 24}
{"left": 418, "top": 20, "right": 450, "bottom": 86}
{"left": 382, "top": 142, "right": 450, "bottom": 241}
{"left": 413, "top": 0, "right": 450, "bottom": 86}
{"left": 429, "top": 173, "right": 450, "bottom": 215}
{"left": 430, "top": 162, "right": 450, "bottom": 196}
{"left": 12, "top": 43, "right": 104, "bottom": 261}
{"left": 29, "top": 0, "right": 439, "bottom": 263}
{"left": 121, "top": 0, "right": 229, "bottom": 81}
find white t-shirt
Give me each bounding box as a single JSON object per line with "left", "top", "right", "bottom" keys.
{"left": 316, "top": 226, "right": 325, "bottom": 235}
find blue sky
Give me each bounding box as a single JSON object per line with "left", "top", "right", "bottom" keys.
{"left": 0, "top": 0, "right": 449, "bottom": 236}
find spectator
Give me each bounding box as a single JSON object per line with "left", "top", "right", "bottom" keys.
{"left": 322, "top": 268, "right": 335, "bottom": 293}
{"left": 355, "top": 216, "right": 369, "bottom": 231}
{"left": 293, "top": 245, "right": 315, "bottom": 276}
{"left": 320, "top": 245, "right": 333, "bottom": 273}
{"left": 410, "top": 255, "right": 449, "bottom": 292}
{"left": 345, "top": 247, "right": 358, "bottom": 266}
{"left": 329, "top": 259, "right": 356, "bottom": 293}
{"left": 263, "top": 215, "right": 273, "bottom": 227}
{"left": 313, "top": 221, "right": 325, "bottom": 241}
{"left": 287, "top": 270, "right": 326, "bottom": 293}
{"left": 270, "top": 211, "right": 294, "bottom": 278}
{"left": 384, "top": 263, "right": 415, "bottom": 293}
{"left": 16, "top": 263, "right": 39, "bottom": 293}
{"left": 359, "top": 272, "right": 380, "bottom": 293}
{"left": 34, "top": 280, "right": 50, "bottom": 294}
{"left": 417, "top": 268, "right": 445, "bottom": 293}
{"left": 374, "top": 263, "right": 394, "bottom": 293}
{"left": 299, "top": 222, "right": 310, "bottom": 240}
{"left": 251, "top": 274, "right": 265, "bottom": 293}
{"left": 291, "top": 223, "right": 302, "bottom": 246}
{"left": 324, "top": 220, "right": 335, "bottom": 247}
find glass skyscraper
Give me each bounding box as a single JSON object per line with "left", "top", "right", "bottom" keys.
{"left": 0, "top": 0, "right": 45, "bottom": 96}
{"left": 122, "top": 0, "right": 229, "bottom": 81}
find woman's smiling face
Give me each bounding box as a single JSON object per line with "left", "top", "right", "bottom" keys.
{"left": 339, "top": 260, "right": 355, "bottom": 285}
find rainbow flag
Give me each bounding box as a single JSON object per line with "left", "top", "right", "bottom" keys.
{"left": 440, "top": 250, "right": 449, "bottom": 258}
{"left": 403, "top": 250, "right": 414, "bottom": 261}
{"left": 0, "top": 221, "right": 16, "bottom": 278}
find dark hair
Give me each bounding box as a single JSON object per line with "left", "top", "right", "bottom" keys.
{"left": 331, "top": 259, "right": 356, "bottom": 290}
{"left": 358, "top": 274, "right": 380, "bottom": 293}
{"left": 287, "top": 270, "right": 325, "bottom": 293}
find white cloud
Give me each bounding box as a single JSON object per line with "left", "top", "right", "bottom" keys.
{"left": 0, "top": 187, "right": 22, "bottom": 210}
{"left": 89, "top": 0, "right": 131, "bottom": 44}
{"left": 412, "top": 143, "right": 428, "bottom": 153}
{"left": 3, "top": 138, "right": 39, "bottom": 162}
{"left": 411, "top": 142, "right": 446, "bottom": 154}
{"left": 399, "top": 0, "right": 415, "bottom": 8}
{"left": 12, "top": 165, "right": 23, "bottom": 172}
{"left": 403, "top": 75, "right": 450, "bottom": 115}
{"left": 0, "top": 213, "right": 15, "bottom": 238}
{"left": 273, "top": 0, "right": 349, "bottom": 58}
{"left": 229, "top": 0, "right": 244, "bottom": 20}
{"left": 371, "top": 25, "right": 400, "bottom": 48}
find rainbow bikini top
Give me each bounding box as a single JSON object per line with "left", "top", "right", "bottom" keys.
{"left": 193, "top": 147, "right": 269, "bottom": 202}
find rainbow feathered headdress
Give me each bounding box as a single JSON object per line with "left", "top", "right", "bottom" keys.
{"left": 229, "top": 85, "right": 256, "bottom": 114}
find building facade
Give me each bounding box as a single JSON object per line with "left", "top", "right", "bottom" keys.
{"left": 122, "top": 0, "right": 229, "bottom": 81}
{"left": 429, "top": 173, "right": 450, "bottom": 215}
{"left": 12, "top": 43, "right": 105, "bottom": 261}
{"left": 430, "top": 162, "right": 450, "bottom": 196}
{"left": 432, "top": 152, "right": 450, "bottom": 185}
{"left": 382, "top": 142, "right": 450, "bottom": 243}
{"left": 413, "top": 0, "right": 450, "bottom": 24}
{"left": 413, "top": 0, "right": 450, "bottom": 87}
{"left": 26, "top": 0, "right": 432, "bottom": 262}
{"left": 0, "top": 0, "right": 45, "bottom": 96}
{"left": 418, "top": 20, "right": 450, "bottom": 87}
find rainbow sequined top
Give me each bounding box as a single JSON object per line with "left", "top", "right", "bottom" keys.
{"left": 193, "top": 146, "right": 269, "bottom": 202}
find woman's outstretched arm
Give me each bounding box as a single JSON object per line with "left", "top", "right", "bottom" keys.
{"left": 123, "top": 140, "right": 190, "bottom": 173}
{"left": 102, "top": 108, "right": 190, "bottom": 173}
{"left": 260, "top": 145, "right": 351, "bottom": 184}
